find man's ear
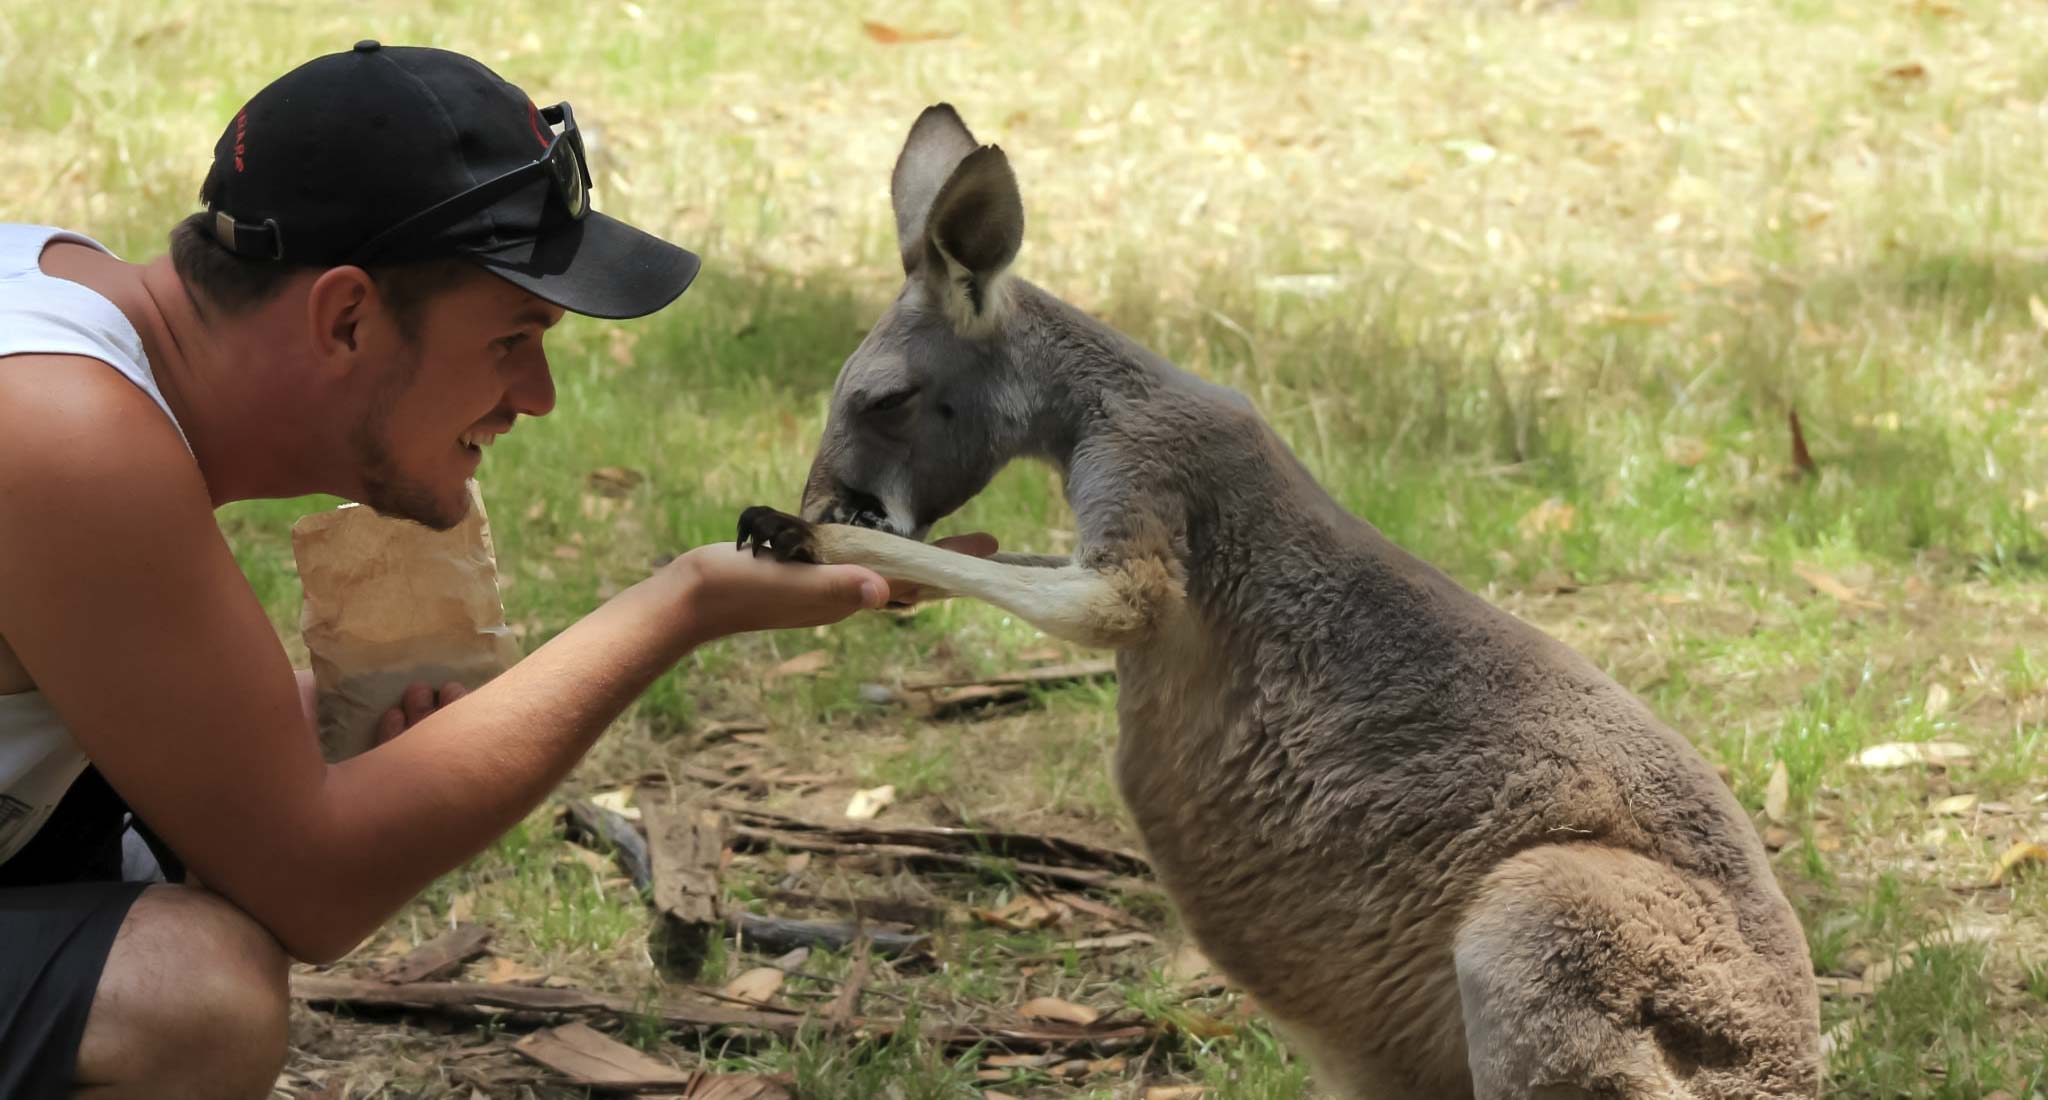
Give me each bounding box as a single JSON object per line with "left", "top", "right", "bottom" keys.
{"left": 305, "top": 267, "right": 375, "bottom": 366}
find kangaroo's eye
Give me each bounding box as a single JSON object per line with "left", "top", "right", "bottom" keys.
{"left": 866, "top": 388, "right": 920, "bottom": 414}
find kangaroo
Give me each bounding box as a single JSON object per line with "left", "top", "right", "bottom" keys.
{"left": 737, "top": 105, "right": 1822, "bottom": 1099}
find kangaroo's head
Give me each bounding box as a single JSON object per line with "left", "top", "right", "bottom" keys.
{"left": 799, "top": 104, "right": 1033, "bottom": 539}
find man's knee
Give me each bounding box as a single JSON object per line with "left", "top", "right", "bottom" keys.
{"left": 76, "top": 885, "right": 290, "bottom": 1099}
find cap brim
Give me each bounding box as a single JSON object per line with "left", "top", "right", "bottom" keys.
{"left": 466, "top": 211, "right": 701, "bottom": 320}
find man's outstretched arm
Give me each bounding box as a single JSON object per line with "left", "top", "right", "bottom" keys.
{"left": 0, "top": 356, "right": 889, "bottom": 962}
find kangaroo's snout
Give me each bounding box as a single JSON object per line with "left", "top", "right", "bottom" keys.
{"left": 801, "top": 480, "right": 896, "bottom": 534}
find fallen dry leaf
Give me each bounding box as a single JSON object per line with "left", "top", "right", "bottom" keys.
{"left": 722, "top": 967, "right": 787, "bottom": 1005}
{"left": 1882, "top": 61, "right": 1929, "bottom": 83}
{"left": 589, "top": 786, "right": 640, "bottom": 821}
{"left": 766, "top": 650, "right": 832, "bottom": 681}
{"left": 1853, "top": 741, "right": 1975, "bottom": 770}
{"left": 860, "top": 19, "right": 957, "bottom": 44}
{"left": 514, "top": 1021, "right": 682, "bottom": 1088}
{"left": 844, "top": 784, "right": 896, "bottom": 820}
{"left": 482, "top": 955, "right": 548, "bottom": 984}
{"left": 1930, "top": 793, "right": 1978, "bottom": 817}
{"left": 983, "top": 1054, "right": 1057, "bottom": 1070}
{"left": 1145, "top": 1088, "right": 1209, "bottom": 1100}
{"left": 1789, "top": 408, "right": 1816, "bottom": 476}
{"left": 1516, "top": 497, "right": 1576, "bottom": 539}
{"left": 1018, "top": 996, "right": 1100, "bottom": 1026}
{"left": 586, "top": 466, "right": 646, "bottom": 498}
{"left": 563, "top": 843, "right": 615, "bottom": 875}
{"left": 690, "top": 1075, "right": 793, "bottom": 1100}
{"left": 1924, "top": 683, "right": 1953, "bottom": 720}
{"left": 974, "top": 893, "right": 1063, "bottom": 931}
{"left": 1792, "top": 563, "right": 1880, "bottom": 609}
{"left": 1663, "top": 436, "right": 1711, "bottom": 468}
{"left": 1992, "top": 840, "right": 2048, "bottom": 885}
{"left": 1764, "top": 760, "right": 1790, "bottom": 823}
{"left": 2029, "top": 294, "right": 2048, "bottom": 334}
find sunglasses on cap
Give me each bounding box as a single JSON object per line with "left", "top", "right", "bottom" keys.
{"left": 343, "top": 101, "right": 592, "bottom": 265}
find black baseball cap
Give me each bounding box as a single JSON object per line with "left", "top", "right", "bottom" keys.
{"left": 200, "top": 41, "right": 699, "bottom": 320}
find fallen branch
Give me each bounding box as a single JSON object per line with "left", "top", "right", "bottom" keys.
{"left": 377, "top": 922, "right": 493, "bottom": 984}
{"left": 708, "top": 799, "right": 1151, "bottom": 879}
{"left": 824, "top": 938, "right": 871, "bottom": 1035}
{"left": 728, "top": 909, "right": 930, "bottom": 959}
{"left": 760, "top": 889, "right": 952, "bottom": 929}
{"left": 564, "top": 799, "right": 654, "bottom": 890}
{"left": 642, "top": 796, "right": 727, "bottom": 976}
{"left": 897, "top": 660, "right": 1118, "bottom": 718}
{"left": 730, "top": 823, "right": 1155, "bottom": 896}
{"left": 291, "top": 975, "right": 1154, "bottom": 1053}
{"left": 293, "top": 975, "right": 800, "bottom": 1034}
{"left": 899, "top": 660, "right": 1117, "bottom": 693}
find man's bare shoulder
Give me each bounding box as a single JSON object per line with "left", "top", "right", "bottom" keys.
{"left": 0, "top": 351, "right": 198, "bottom": 505}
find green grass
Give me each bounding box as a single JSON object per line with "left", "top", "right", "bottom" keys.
{"left": 8, "top": 0, "right": 2048, "bottom": 1095}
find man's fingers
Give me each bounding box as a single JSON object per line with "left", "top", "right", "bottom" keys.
{"left": 438, "top": 681, "right": 469, "bottom": 708}
{"left": 402, "top": 681, "right": 435, "bottom": 725}
{"left": 376, "top": 706, "right": 406, "bottom": 746}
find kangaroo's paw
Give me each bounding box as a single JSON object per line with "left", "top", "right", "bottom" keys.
{"left": 736, "top": 506, "right": 820, "bottom": 564}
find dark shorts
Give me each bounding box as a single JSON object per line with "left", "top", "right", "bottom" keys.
{"left": 0, "top": 768, "right": 179, "bottom": 1100}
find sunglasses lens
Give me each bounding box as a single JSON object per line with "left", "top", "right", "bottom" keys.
{"left": 550, "top": 142, "right": 587, "bottom": 217}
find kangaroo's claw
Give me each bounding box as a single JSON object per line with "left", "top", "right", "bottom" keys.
{"left": 736, "top": 506, "right": 821, "bottom": 564}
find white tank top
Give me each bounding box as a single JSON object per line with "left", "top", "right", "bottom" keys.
{"left": 0, "top": 223, "right": 190, "bottom": 867}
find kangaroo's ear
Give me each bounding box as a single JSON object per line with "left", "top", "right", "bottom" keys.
{"left": 919, "top": 144, "right": 1024, "bottom": 336}
{"left": 891, "top": 104, "right": 980, "bottom": 275}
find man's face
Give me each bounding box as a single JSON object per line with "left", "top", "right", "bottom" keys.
{"left": 353, "top": 269, "right": 564, "bottom": 529}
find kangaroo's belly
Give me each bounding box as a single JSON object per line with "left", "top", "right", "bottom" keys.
{"left": 1111, "top": 634, "right": 1478, "bottom": 1097}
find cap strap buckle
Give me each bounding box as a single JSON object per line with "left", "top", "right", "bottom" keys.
{"left": 212, "top": 210, "right": 285, "bottom": 261}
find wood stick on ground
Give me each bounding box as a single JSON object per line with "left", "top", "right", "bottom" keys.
{"left": 641, "top": 794, "right": 729, "bottom": 977}
{"left": 728, "top": 823, "right": 1155, "bottom": 896}
{"left": 706, "top": 799, "right": 1151, "bottom": 876}
{"left": 760, "top": 889, "right": 952, "bottom": 929}
{"left": 896, "top": 659, "right": 1118, "bottom": 718}
{"left": 727, "top": 908, "right": 930, "bottom": 959}
{"left": 564, "top": 799, "right": 655, "bottom": 890}
{"left": 899, "top": 659, "right": 1117, "bottom": 693}
{"left": 376, "top": 922, "right": 493, "bottom": 984}
{"left": 291, "top": 975, "right": 1154, "bottom": 1053}
{"left": 292, "top": 976, "right": 802, "bottom": 1035}
{"left": 824, "top": 937, "right": 871, "bottom": 1035}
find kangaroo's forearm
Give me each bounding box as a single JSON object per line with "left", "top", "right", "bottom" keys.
{"left": 810, "top": 526, "right": 1177, "bottom": 648}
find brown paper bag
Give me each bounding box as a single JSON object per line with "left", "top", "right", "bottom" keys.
{"left": 291, "top": 480, "right": 522, "bottom": 762}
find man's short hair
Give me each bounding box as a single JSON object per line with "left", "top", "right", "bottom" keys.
{"left": 168, "top": 212, "right": 476, "bottom": 340}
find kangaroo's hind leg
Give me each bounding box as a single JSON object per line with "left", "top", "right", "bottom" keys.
{"left": 1454, "top": 845, "right": 1820, "bottom": 1100}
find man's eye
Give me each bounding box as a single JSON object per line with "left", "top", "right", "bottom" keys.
{"left": 497, "top": 334, "right": 530, "bottom": 353}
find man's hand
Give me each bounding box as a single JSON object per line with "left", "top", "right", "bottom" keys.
{"left": 670, "top": 543, "right": 889, "bottom": 641}
{"left": 376, "top": 681, "right": 468, "bottom": 745}
{"left": 673, "top": 531, "right": 1000, "bottom": 639}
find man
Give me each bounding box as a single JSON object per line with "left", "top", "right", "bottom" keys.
{"left": 0, "top": 43, "right": 989, "bottom": 1099}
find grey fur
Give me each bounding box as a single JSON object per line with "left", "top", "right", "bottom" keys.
{"left": 761, "top": 105, "right": 1823, "bottom": 1099}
